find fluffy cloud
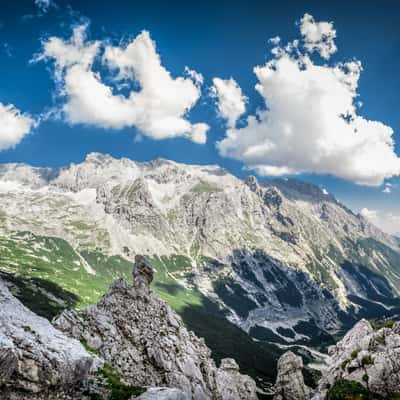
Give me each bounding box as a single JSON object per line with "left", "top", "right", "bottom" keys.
{"left": 361, "top": 207, "right": 400, "bottom": 236}
{"left": 217, "top": 14, "right": 400, "bottom": 186}
{"left": 300, "top": 13, "right": 337, "bottom": 59}
{"left": 211, "top": 78, "right": 247, "bottom": 128}
{"left": 0, "top": 102, "right": 34, "bottom": 151}
{"left": 38, "top": 25, "right": 208, "bottom": 144}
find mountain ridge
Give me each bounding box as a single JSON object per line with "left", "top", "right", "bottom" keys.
{"left": 1, "top": 153, "right": 400, "bottom": 384}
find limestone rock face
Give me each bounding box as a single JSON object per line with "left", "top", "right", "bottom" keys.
{"left": 0, "top": 279, "right": 95, "bottom": 399}
{"left": 215, "top": 358, "right": 258, "bottom": 400}
{"left": 134, "top": 387, "right": 190, "bottom": 400}
{"left": 314, "top": 319, "right": 400, "bottom": 397}
{"left": 273, "top": 351, "right": 310, "bottom": 400}
{"left": 54, "top": 256, "right": 257, "bottom": 400}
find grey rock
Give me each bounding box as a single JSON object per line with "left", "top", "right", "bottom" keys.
{"left": 134, "top": 387, "right": 190, "bottom": 400}
{"left": 54, "top": 257, "right": 257, "bottom": 400}
{"left": 313, "top": 319, "right": 400, "bottom": 398}
{"left": 0, "top": 279, "right": 95, "bottom": 399}
{"left": 273, "top": 351, "right": 310, "bottom": 400}
{"left": 215, "top": 358, "right": 258, "bottom": 400}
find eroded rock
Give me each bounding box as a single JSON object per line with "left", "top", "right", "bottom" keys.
{"left": 0, "top": 280, "right": 95, "bottom": 399}
{"left": 54, "top": 256, "right": 257, "bottom": 400}
{"left": 134, "top": 387, "right": 190, "bottom": 400}
{"left": 314, "top": 319, "right": 400, "bottom": 397}
{"left": 273, "top": 351, "right": 310, "bottom": 400}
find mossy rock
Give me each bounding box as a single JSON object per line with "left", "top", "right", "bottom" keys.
{"left": 96, "top": 363, "right": 145, "bottom": 400}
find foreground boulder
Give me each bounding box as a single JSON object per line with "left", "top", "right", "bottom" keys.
{"left": 54, "top": 255, "right": 257, "bottom": 400}
{"left": 0, "top": 279, "right": 95, "bottom": 399}
{"left": 135, "top": 387, "right": 190, "bottom": 400}
{"left": 314, "top": 319, "right": 400, "bottom": 398}
{"left": 273, "top": 351, "right": 310, "bottom": 400}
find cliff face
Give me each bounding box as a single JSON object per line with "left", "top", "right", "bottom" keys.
{"left": 53, "top": 255, "right": 257, "bottom": 400}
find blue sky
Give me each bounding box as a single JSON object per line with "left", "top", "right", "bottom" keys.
{"left": 0, "top": 0, "right": 399, "bottom": 234}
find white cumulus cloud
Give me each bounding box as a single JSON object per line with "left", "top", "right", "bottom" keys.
{"left": 37, "top": 24, "right": 208, "bottom": 144}
{"left": 211, "top": 77, "right": 247, "bottom": 128}
{"left": 300, "top": 13, "right": 337, "bottom": 59}
{"left": 0, "top": 102, "right": 34, "bottom": 151}
{"left": 217, "top": 14, "right": 400, "bottom": 186}
{"left": 361, "top": 207, "right": 400, "bottom": 236}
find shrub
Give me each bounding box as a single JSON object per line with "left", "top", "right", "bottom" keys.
{"left": 371, "top": 320, "right": 395, "bottom": 331}
{"left": 80, "top": 337, "right": 99, "bottom": 355}
{"left": 361, "top": 354, "right": 374, "bottom": 367}
{"left": 97, "top": 363, "right": 145, "bottom": 400}
{"left": 351, "top": 348, "right": 360, "bottom": 359}
{"left": 341, "top": 359, "right": 350, "bottom": 369}
{"left": 327, "top": 379, "right": 372, "bottom": 400}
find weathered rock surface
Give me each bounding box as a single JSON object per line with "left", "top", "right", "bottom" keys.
{"left": 0, "top": 279, "right": 95, "bottom": 399}
{"left": 54, "top": 256, "right": 257, "bottom": 400}
{"left": 314, "top": 319, "right": 400, "bottom": 398}
{"left": 134, "top": 387, "right": 190, "bottom": 400}
{"left": 273, "top": 351, "right": 310, "bottom": 400}
{"left": 215, "top": 358, "right": 257, "bottom": 400}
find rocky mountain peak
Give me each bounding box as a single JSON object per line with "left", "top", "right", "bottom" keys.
{"left": 54, "top": 256, "right": 257, "bottom": 400}
{"left": 133, "top": 254, "right": 154, "bottom": 293}
{"left": 273, "top": 351, "right": 310, "bottom": 400}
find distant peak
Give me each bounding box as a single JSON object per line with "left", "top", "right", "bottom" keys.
{"left": 84, "top": 152, "right": 114, "bottom": 163}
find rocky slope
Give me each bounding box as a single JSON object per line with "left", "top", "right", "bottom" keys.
{"left": 54, "top": 255, "right": 257, "bottom": 400}
{"left": 273, "top": 319, "right": 400, "bottom": 399}
{"left": 1, "top": 153, "right": 400, "bottom": 384}
{"left": 0, "top": 256, "right": 256, "bottom": 400}
{"left": 0, "top": 278, "right": 96, "bottom": 399}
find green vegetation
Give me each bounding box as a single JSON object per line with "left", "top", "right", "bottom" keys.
{"left": 361, "top": 354, "right": 374, "bottom": 366}
{"left": 371, "top": 320, "right": 395, "bottom": 331}
{"left": 351, "top": 348, "right": 360, "bottom": 360}
{"left": 80, "top": 338, "right": 99, "bottom": 355}
{"left": 191, "top": 180, "right": 223, "bottom": 193}
{"left": 96, "top": 363, "right": 145, "bottom": 400}
{"left": 0, "top": 271, "right": 79, "bottom": 320}
{"left": 341, "top": 359, "right": 350, "bottom": 369}
{"left": 150, "top": 255, "right": 203, "bottom": 311}
{"left": 0, "top": 232, "right": 133, "bottom": 314}
{"left": 327, "top": 379, "right": 400, "bottom": 400}
{"left": 327, "top": 379, "right": 374, "bottom": 400}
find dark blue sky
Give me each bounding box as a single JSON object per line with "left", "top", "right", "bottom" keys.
{"left": 0, "top": 0, "right": 399, "bottom": 232}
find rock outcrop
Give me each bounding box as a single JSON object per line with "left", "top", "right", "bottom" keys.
{"left": 0, "top": 279, "right": 95, "bottom": 399}
{"left": 314, "top": 319, "right": 400, "bottom": 398}
{"left": 54, "top": 256, "right": 257, "bottom": 400}
{"left": 273, "top": 319, "right": 400, "bottom": 400}
{"left": 135, "top": 387, "right": 190, "bottom": 400}
{"left": 273, "top": 351, "right": 310, "bottom": 400}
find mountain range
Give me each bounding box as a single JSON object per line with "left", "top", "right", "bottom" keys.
{"left": 1, "top": 153, "right": 400, "bottom": 388}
